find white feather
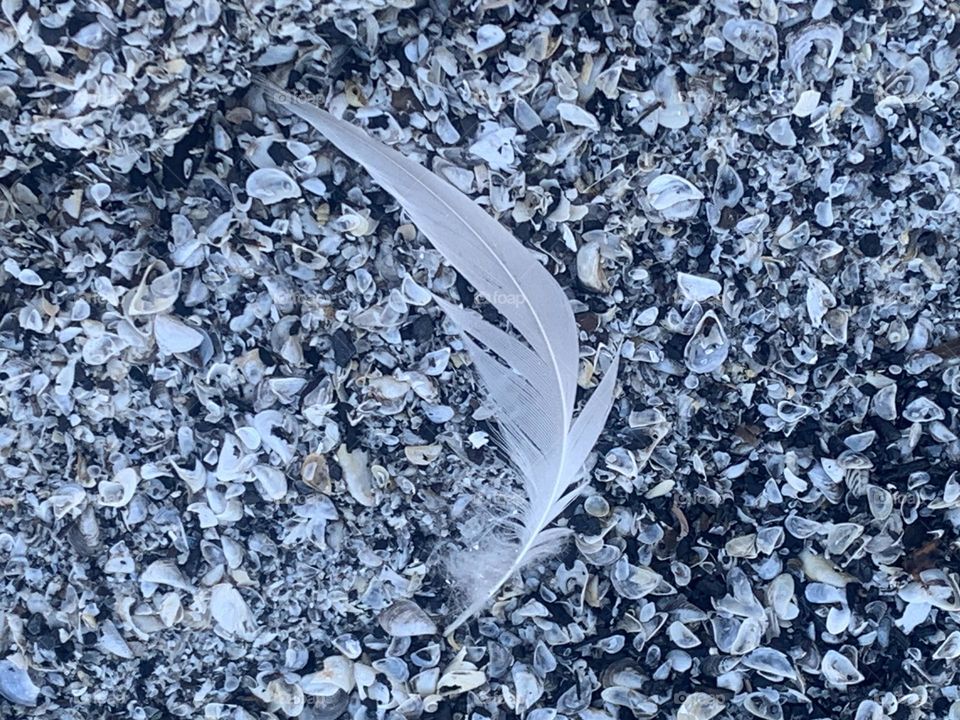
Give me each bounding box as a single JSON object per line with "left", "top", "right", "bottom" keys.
{"left": 260, "top": 83, "right": 620, "bottom": 634}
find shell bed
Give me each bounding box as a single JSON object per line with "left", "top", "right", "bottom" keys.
{"left": 1, "top": 1, "right": 960, "bottom": 719}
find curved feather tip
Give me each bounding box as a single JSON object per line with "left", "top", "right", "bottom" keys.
{"left": 259, "top": 80, "right": 620, "bottom": 635}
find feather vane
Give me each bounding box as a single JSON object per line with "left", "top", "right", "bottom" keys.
{"left": 260, "top": 83, "right": 619, "bottom": 634}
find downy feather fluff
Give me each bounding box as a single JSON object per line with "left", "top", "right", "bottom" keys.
{"left": 260, "top": 82, "right": 620, "bottom": 634}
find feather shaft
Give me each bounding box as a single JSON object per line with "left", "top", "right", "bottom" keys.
{"left": 261, "top": 82, "right": 619, "bottom": 635}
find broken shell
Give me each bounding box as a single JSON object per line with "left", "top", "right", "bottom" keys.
{"left": 821, "top": 650, "right": 864, "bottom": 686}
{"left": 668, "top": 621, "right": 701, "bottom": 648}
{"left": 785, "top": 23, "right": 843, "bottom": 80}
{"left": 646, "top": 174, "right": 704, "bottom": 220}
{"left": 800, "top": 550, "right": 854, "bottom": 587}
{"left": 246, "top": 167, "right": 301, "bottom": 205}
{"left": 67, "top": 504, "right": 101, "bottom": 556}
{"left": 404, "top": 444, "right": 442, "bottom": 466}
{"left": 252, "top": 465, "right": 288, "bottom": 501}
{"left": 154, "top": 314, "right": 204, "bottom": 355}
{"left": 678, "top": 692, "right": 725, "bottom": 720}
{"left": 577, "top": 240, "right": 609, "bottom": 292}
{"left": 301, "top": 656, "right": 356, "bottom": 696}
{"left": 744, "top": 689, "right": 783, "bottom": 720}
{"left": 684, "top": 311, "right": 729, "bottom": 374}
{"left": 902, "top": 397, "right": 945, "bottom": 422}
{"left": 767, "top": 574, "right": 799, "bottom": 621}
{"left": 0, "top": 659, "right": 39, "bottom": 707}
{"left": 713, "top": 165, "right": 743, "bottom": 208}
{"left": 933, "top": 631, "right": 960, "bottom": 660}
{"left": 128, "top": 266, "right": 181, "bottom": 317}
{"left": 677, "top": 273, "right": 722, "bottom": 302}
{"left": 335, "top": 444, "right": 377, "bottom": 507}
{"left": 611, "top": 557, "right": 663, "bottom": 599}
{"left": 301, "top": 453, "right": 331, "bottom": 493}
{"left": 378, "top": 600, "right": 437, "bottom": 637}
{"left": 98, "top": 467, "right": 139, "bottom": 508}
{"left": 210, "top": 583, "right": 254, "bottom": 636}
{"left": 743, "top": 648, "right": 797, "bottom": 680}
{"left": 141, "top": 560, "right": 193, "bottom": 592}
{"left": 722, "top": 19, "right": 778, "bottom": 61}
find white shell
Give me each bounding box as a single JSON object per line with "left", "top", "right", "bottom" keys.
{"left": 558, "top": 102, "right": 600, "bottom": 131}
{"left": 404, "top": 444, "right": 442, "bottom": 466}
{"left": 210, "top": 584, "right": 254, "bottom": 636}
{"left": 933, "top": 631, "right": 960, "bottom": 660}
{"left": 646, "top": 174, "right": 704, "bottom": 220}
{"left": 0, "top": 659, "right": 40, "bottom": 707}
{"left": 821, "top": 650, "right": 864, "bottom": 686}
{"left": 722, "top": 19, "right": 778, "bottom": 61}
{"left": 474, "top": 24, "right": 505, "bottom": 52}
{"left": 678, "top": 692, "right": 725, "bottom": 720}
{"left": 141, "top": 560, "right": 193, "bottom": 592}
{"left": 684, "top": 311, "right": 729, "bottom": 374}
{"left": 677, "top": 273, "right": 722, "bottom": 302}
{"left": 378, "top": 600, "right": 437, "bottom": 637}
{"left": 577, "top": 240, "right": 608, "bottom": 291}
{"left": 301, "top": 656, "right": 356, "bottom": 696}
{"left": 335, "top": 444, "right": 378, "bottom": 506}
{"left": 800, "top": 550, "right": 854, "bottom": 587}
{"left": 99, "top": 467, "right": 139, "bottom": 508}
{"left": 245, "top": 167, "right": 301, "bottom": 205}
{"left": 154, "top": 314, "right": 204, "bottom": 355}
{"left": 252, "top": 465, "right": 288, "bottom": 501}
{"left": 742, "top": 648, "right": 797, "bottom": 680}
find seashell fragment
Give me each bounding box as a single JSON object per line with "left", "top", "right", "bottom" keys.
{"left": 713, "top": 165, "right": 743, "bottom": 208}
{"left": 154, "top": 315, "right": 204, "bottom": 355}
{"left": 766, "top": 118, "right": 797, "bottom": 147}
{"left": 511, "top": 663, "right": 544, "bottom": 714}
{"left": 800, "top": 550, "right": 855, "bottom": 587}
{"left": 252, "top": 678, "right": 304, "bottom": 717}
{"left": 404, "top": 444, "right": 442, "bottom": 466}
{"left": 902, "top": 397, "right": 944, "bottom": 422}
{"left": 557, "top": 102, "right": 600, "bottom": 131}
{"left": 677, "top": 273, "right": 722, "bottom": 302}
{"left": 81, "top": 334, "right": 128, "bottom": 365}
{"left": 474, "top": 24, "right": 505, "bottom": 52}
{"left": 652, "top": 68, "right": 689, "bottom": 129}
{"left": 722, "top": 19, "right": 778, "bottom": 61}
{"left": 301, "top": 656, "right": 356, "bottom": 696}
{"left": 684, "top": 311, "right": 729, "bottom": 373}
{"left": 252, "top": 465, "right": 288, "bottom": 501}
{"left": 767, "top": 574, "right": 799, "bottom": 621}
{"left": 678, "top": 692, "right": 725, "bottom": 720}
{"left": 743, "top": 648, "right": 797, "bottom": 680}
{"left": 210, "top": 584, "right": 255, "bottom": 636}
{"left": 141, "top": 560, "right": 193, "bottom": 592}
{"left": 646, "top": 174, "right": 704, "bottom": 220}
{"left": 612, "top": 557, "right": 663, "bottom": 599}
{"left": 378, "top": 600, "right": 437, "bottom": 637}
{"left": 785, "top": 23, "right": 843, "bottom": 80}
{"left": 128, "top": 267, "right": 181, "bottom": 316}
{"left": 0, "top": 659, "right": 39, "bottom": 707}
{"left": 793, "top": 90, "right": 821, "bottom": 117}
{"left": 933, "top": 631, "right": 960, "bottom": 660}
{"left": 335, "top": 444, "right": 377, "bottom": 507}
{"left": 99, "top": 467, "right": 139, "bottom": 508}
{"left": 68, "top": 505, "right": 102, "bottom": 556}
{"left": 246, "top": 167, "right": 301, "bottom": 204}
{"left": 821, "top": 650, "right": 864, "bottom": 686}
{"left": 577, "top": 240, "right": 608, "bottom": 292}
{"left": 98, "top": 621, "right": 134, "bottom": 659}
{"left": 744, "top": 689, "right": 783, "bottom": 720}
